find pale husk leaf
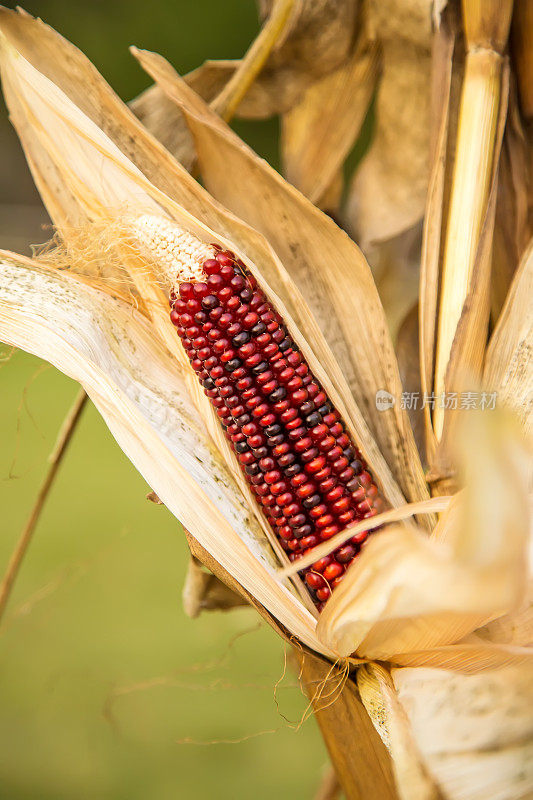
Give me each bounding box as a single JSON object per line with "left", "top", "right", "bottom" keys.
{"left": 357, "top": 662, "right": 442, "bottom": 800}
{"left": 0, "top": 253, "right": 334, "bottom": 654}
{"left": 316, "top": 411, "right": 531, "bottom": 662}
{"left": 132, "top": 45, "right": 431, "bottom": 517}
{"left": 392, "top": 665, "right": 533, "bottom": 800}
{"left": 484, "top": 236, "right": 533, "bottom": 439}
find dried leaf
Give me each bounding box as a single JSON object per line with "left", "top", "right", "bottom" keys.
{"left": 182, "top": 556, "right": 247, "bottom": 617}
{"left": 396, "top": 303, "right": 425, "bottom": 462}
{"left": 491, "top": 86, "right": 531, "bottom": 321}
{"left": 281, "top": 36, "right": 379, "bottom": 206}
{"left": 346, "top": 1, "right": 433, "bottom": 248}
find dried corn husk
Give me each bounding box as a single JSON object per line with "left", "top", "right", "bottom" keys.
{"left": 182, "top": 556, "right": 247, "bottom": 617}
{"left": 357, "top": 663, "right": 442, "bottom": 800}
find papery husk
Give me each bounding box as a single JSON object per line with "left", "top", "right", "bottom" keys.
{"left": 131, "top": 45, "right": 432, "bottom": 522}
{"left": 0, "top": 252, "right": 335, "bottom": 654}
{"left": 484, "top": 237, "right": 533, "bottom": 439}
{"left": 346, "top": 0, "right": 433, "bottom": 249}
{"left": 210, "top": 0, "right": 297, "bottom": 122}
{"left": 357, "top": 662, "right": 442, "bottom": 800}
{"left": 0, "top": 7, "right": 407, "bottom": 609}
{"left": 316, "top": 411, "right": 531, "bottom": 665}
{"left": 281, "top": 35, "right": 379, "bottom": 207}
{"left": 392, "top": 664, "right": 533, "bottom": 800}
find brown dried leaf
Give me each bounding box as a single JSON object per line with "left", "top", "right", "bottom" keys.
{"left": 281, "top": 36, "right": 379, "bottom": 206}
{"left": 491, "top": 85, "right": 531, "bottom": 321}
{"left": 345, "top": 1, "right": 433, "bottom": 249}
{"left": 182, "top": 556, "right": 247, "bottom": 618}
{"left": 258, "top": 0, "right": 358, "bottom": 79}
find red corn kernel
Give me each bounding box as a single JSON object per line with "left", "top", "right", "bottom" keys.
{"left": 359, "top": 471, "right": 373, "bottom": 488}
{"left": 312, "top": 556, "right": 332, "bottom": 573}
{"left": 300, "top": 535, "right": 319, "bottom": 549}
{"left": 258, "top": 413, "right": 277, "bottom": 428}
{"left": 351, "top": 487, "right": 366, "bottom": 503}
{"left": 323, "top": 563, "right": 343, "bottom": 582}
{"left": 280, "top": 408, "right": 298, "bottom": 424}
{"left": 309, "top": 504, "right": 328, "bottom": 520}
{"left": 331, "top": 497, "right": 351, "bottom": 514}
{"left": 332, "top": 457, "right": 349, "bottom": 473}
{"left": 283, "top": 503, "right": 301, "bottom": 518}
{"left": 305, "top": 456, "right": 326, "bottom": 474}
{"left": 337, "top": 509, "right": 356, "bottom": 525}
{"left": 336, "top": 544, "right": 357, "bottom": 563}
{"left": 306, "top": 572, "right": 325, "bottom": 590}
{"left": 320, "top": 525, "right": 340, "bottom": 539}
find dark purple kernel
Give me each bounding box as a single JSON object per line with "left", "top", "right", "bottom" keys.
{"left": 202, "top": 295, "right": 220, "bottom": 310}
{"left": 232, "top": 331, "right": 250, "bottom": 347}
{"left": 252, "top": 361, "right": 269, "bottom": 374}
{"left": 265, "top": 424, "right": 282, "bottom": 437}
{"left": 284, "top": 463, "right": 302, "bottom": 477}
{"left": 245, "top": 463, "right": 261, "bottom": 476}
{"left": 303, "top": 494, "right": 321, "bottom": 509}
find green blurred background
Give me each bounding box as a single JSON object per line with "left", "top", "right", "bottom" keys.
{"left": 0, "top": 2, "right": 333, "bottom": 797}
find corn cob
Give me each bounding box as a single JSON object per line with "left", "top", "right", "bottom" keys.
{"left": 169, "top": 244, "right": 383, "bottom": 608}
